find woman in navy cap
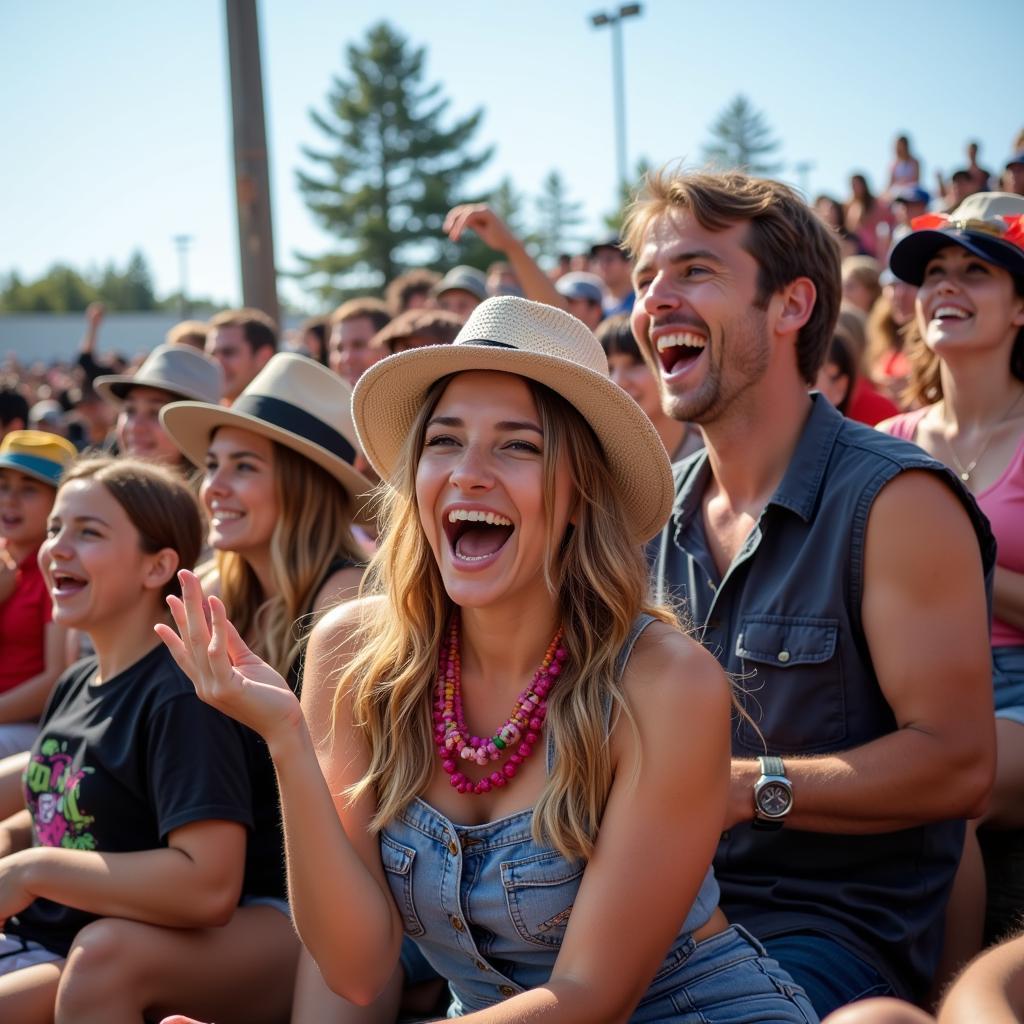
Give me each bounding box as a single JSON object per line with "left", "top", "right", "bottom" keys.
{"left": 879, "top": 191, "right": 1024, "bottom": 975}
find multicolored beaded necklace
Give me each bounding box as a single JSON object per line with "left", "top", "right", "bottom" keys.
{"left": 433, "top": 614, "right": 567, "bottom": 796}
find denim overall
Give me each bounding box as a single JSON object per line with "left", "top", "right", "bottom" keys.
{"left": 382, "top": 616, "right": 818, "bottom": 1021}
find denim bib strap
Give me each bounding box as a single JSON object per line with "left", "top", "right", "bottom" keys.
{"left": 545, "top": 614, "right": 658, "bottom": 773}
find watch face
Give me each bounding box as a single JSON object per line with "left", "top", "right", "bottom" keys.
{"left": 757, "top": 782, "right": 792, "bottom": 818}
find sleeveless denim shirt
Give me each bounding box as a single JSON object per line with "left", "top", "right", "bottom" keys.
{"left": 380, "top": 616, "right": 721, "bottom": 1016}
{"left": 651, "top": 395, "right": 996, "bottom": 1001}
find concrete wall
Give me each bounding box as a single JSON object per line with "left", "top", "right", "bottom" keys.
{"left": 0, "top": 313, "right": 302, "bottom": 365}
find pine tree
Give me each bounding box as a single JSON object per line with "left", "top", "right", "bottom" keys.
{"left": 534, "top": 171, "right": 585, "bottom": 262}
{"left": 702, "top": 95, "right": 782, "bottom": 176}
{"left": 293, "top": 22, "right": 493, "bottom": 302}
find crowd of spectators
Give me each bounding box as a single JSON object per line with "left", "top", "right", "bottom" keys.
{"left": 0, "top": 126, "right": 1023, "bottom": 1023}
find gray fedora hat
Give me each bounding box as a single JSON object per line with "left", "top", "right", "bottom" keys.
{"left": 95, "top": 344, "right": 224, "bottom": 407}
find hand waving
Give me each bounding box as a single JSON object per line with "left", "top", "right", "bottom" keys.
{"left": 443, "top": 203, "right": 517, "bottom": 252}
{"left": 155, "top": 570, "right": 304, "bottom": 745}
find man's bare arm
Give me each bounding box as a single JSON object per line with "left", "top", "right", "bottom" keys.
{"left": 727, "top": 471, "right": 993, "bottom": 833}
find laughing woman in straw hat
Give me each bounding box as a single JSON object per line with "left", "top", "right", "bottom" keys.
{"left": 94, "top": 344, "right": 223, "bottom": 468}
{"left": 160, "top": 298, "right": 816, "bottom": 1022}
{"left": 878, "top": 192, "right": 1024, "bottom": 980}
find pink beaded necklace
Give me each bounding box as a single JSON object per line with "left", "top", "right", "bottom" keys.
{"left": 433, "top": 614, "right": 567, "bottom": 796}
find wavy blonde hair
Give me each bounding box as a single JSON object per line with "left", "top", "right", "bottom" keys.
{"left": 218, "top": 441, "right": 363, "bottom": 679}
{"left": 338, "top": 374, "right": 677, "bottom": 861}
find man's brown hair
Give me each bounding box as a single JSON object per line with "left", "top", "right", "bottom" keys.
{"left": 384, "top": 269, "right": 441, "bottom": 316}
{"left": 165, "top": 319, "right": 209, "bottom": 350}
{"left": 208, "top": 308, "right": 278, "bottom": 355}
{"left": 370, "top": 309, "right": 463, "bottom": 353}
{"left": 329, "top": 297, "right": 391, "bottom": 333}
{"left": 623, "top": 168, "right": 841, "bottom": 384}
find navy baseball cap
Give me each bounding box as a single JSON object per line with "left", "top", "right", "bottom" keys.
{"left": 889, "top": 192, "right": 1024, "bottom": 286}
{"left": 890, "top": 185, "right": 931, "bottom": 206}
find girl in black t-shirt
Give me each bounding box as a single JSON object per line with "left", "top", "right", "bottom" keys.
{"left": 0, "top": 458, "right": 288, "bottom": 1024}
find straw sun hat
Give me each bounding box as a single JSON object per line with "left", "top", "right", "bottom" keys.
{"left": 352, "top": 296, "right": 674, "bottom": 542}
{"left": 160, "top": 353, "right": 373, "bottom": 514}
{"left": 94, "top": 343, "right": 224, "bottom": 407}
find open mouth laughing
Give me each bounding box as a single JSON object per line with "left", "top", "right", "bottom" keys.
{"left": 654, "top": 330, "right": 707, "bottom": 375}
{"left": 929, "top": 304, "right": 973, "bottom": 327}
{"left": 49, "top": 569, "right": 88, "bottom": 599}
{"left": 442, "top": 507, "right": 515, "bottom": 565}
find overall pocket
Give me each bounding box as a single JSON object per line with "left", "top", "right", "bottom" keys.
{"left": 501, "top": 850, "right": 584, "bottom": 949}
{"left": 734, "top": 614, "right": 846, "bottom": 753}
{"left": 380, "top": 833, "right": 425, "bottom": 937}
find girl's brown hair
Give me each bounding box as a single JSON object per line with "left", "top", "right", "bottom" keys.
{"left": 61, "top": 456, "right": 202, "bottom": 598}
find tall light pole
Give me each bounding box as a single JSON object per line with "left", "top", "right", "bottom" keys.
{"left": 590, "top": 4, "right": 642, "bottom": 198}
{"left": 173, "top": 234, "right": 193, "bottom": 319}
{"left": 793, "top": 160, "right": 815, "bottom": 199}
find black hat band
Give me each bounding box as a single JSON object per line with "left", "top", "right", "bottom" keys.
{"left": 231, "top": 394, "right": 356, "bottom": 465}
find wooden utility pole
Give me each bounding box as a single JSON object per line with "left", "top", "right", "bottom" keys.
{"left": 225, "top": 0, "right": 280, "bottom": 327}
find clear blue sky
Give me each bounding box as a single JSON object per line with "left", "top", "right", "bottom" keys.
{"left": 3, "top": 0, "right": 1021, "bottom": 312}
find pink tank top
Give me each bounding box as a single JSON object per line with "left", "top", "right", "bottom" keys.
{"left": 883, "top": 408, "right": 1024, "bottom": 646}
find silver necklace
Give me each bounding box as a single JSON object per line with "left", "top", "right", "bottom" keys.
{"left": 944, "top": 389, "right": 1024, "bottom": 483}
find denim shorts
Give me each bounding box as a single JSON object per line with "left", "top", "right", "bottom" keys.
{"left": 994, "top": 646, "right": 1024, "bottom": 727}
{"left": 0, "top": 934, "right": 63, "bottom": 976}
{"left": 239, "top": 893, "right": 291, "bottom": 919}
{"left": 440, "top": 924, "right": 817, "bottom": 1022}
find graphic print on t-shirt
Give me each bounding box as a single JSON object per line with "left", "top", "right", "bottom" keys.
{"left": 24, "top": 737, "right": 97, "bottom": 850}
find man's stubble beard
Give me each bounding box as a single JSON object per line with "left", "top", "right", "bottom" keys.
{"left": 661, "top": 308, "right": 772, "bottom": 427}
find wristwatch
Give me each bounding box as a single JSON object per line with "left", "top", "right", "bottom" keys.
{"left": 752, "top": 755, "right": 793, "bottom": 831}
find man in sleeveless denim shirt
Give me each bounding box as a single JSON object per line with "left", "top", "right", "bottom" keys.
{"left": 624, "top": 169, "right": 996, "bottom": 1018}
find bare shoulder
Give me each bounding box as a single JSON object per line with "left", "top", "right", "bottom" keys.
{"left": 869, "top": 469, "right": 979, "bottom": 562}
{"left": 302, "top": 595, "right": 385, "bottom": 745}
{"left": 620, "top": 620, "right": 730, "bottom": 721}
{"left": 312, "top": 565, "right": 365, "bottom": 614}
{"left": 308, "top": 594, "right": 385, "bottom": 667}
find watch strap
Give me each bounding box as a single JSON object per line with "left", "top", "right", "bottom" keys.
{"left": 758, "top": 755, "right": 785, "bottom": 777}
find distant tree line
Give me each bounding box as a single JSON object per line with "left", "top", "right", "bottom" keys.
{"left": 0, "top": 251, "right": 224, "bottom": 315}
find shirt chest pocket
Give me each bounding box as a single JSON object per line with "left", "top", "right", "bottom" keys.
{"left": 734, "top": 615, "right": 846, "bottom": 754}
{"left": 381, "top": 833, "right": 425, "bottom": 937}
{"left": 501, "top": 851, "right": 584, "bottom": 949}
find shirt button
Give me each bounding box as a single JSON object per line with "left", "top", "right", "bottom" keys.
{"left": 474, "top": 959, "right": 488, "bottom": 971}
{"left": 777, "top": 650, "right": 791, "bottom": 663}
{"left": 447, "top": 840, "right": 458, "bottom": 855}
{"left": 498, "top": 985, "right": 516, "bottom": 998}
{"left": 450, "top": 915, "right": 465, "bottom": 932}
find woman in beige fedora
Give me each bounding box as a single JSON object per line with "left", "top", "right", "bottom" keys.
{"left": 94, "top": 344, "right": 224, "bottom": 468}
{"left": 159, "top": 298, "right": 816, "bottom": 1022}
{"left": 47, "top": 354, "right": 372, "bottom": 1022}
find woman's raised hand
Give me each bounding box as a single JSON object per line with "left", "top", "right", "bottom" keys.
{"left": 155, "top": 569, "right": 304, "bottom": 744}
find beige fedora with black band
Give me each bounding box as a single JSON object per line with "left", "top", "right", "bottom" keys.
{"left": 95, "top": 344, "right": 224, "bottom": 407}
{"left": 351, "top": 296, "right": 674, "bottom": 543}
{"left": 160, "top": 353, "right": 373, "bottom": 516}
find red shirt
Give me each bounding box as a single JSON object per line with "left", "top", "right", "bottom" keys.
{"left": 0, "top": 547, "right": 52, "bottom": 694}
{"left": 848, "top": 378, "right": 900, "bottom": 426}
